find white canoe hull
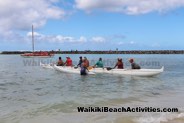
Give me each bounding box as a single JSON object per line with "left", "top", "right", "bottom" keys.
{"left": 90, "top": 67, "right": 164, "bottom": 77}
{"left": 53, "top": 65, "right": 95, "bottom": 75}
{"left": 41, "top": 63, "right": 163, "bottom": 77}
{"left": 40, "top": 62, "right": 54, "bottom": 69}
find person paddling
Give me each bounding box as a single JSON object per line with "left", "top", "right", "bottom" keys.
{"left": 93, "top": 58, "right": 104, "bottom": 68}
{"left": 129, "top": 58, "right": 141, "bottom": 69}
{"left": 57, "top": 57, "right": 64, "bottom": 66}
{"left": 64, "top": 56, "right": 73, "bottom": 66}
{"left": 114, "top": 58, "right": 124, "bottom": 69}
{"left": 84, "top": 57, "right": 89, "bottom": 67}
{"left": 77, "top": 56, "right": 83, "bottom": 67}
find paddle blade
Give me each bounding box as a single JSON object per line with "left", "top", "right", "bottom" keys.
{"left": 87, "top": 66, "right": 93, "bottom": 70}
{"left": 106, "top": 67, "right": 112, "bottom": 71}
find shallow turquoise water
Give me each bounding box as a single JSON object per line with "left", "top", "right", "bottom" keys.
{"left": 0, "top": 54, "right": 184, "bottom": 123}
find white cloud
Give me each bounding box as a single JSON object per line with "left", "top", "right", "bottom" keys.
{"left": 24, "top": 32, "right": 108, "bottom": 44}
{"left": 116, "top": 41, "right": 136, "bottom": 45}
{"left": 130, "top": 41, "right": 135, "bottom": 44}
{"left": 54, "top": 35, "right": 87, "bottom": 43}
{"left": 27, "top": 32, "right": 44, "bottom": 37}
{"left": 91, "top": 36, "right": 106, "bottom": 43}
{"left": 0, "top": 0, "right": 65, "bottom": 34}
{"left": 78, "top": 36, "right": 87, "bottom": 43}
{"left": 75, "top": 0, "right": 184, "bottom": 15}
{"left": 55, "top": 35, "right": 74, "bottom": 43}
{"left": 25, "top": 32, "right": 88, "bottom": 44}
{"left": 117, "top": 42, "right": 124, "bottom": 45}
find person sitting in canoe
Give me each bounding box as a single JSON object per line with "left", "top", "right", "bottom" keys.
{"left": 77, "top": 56, "right": 83, "bottom": 67}
{"left": 93, "top": 58, "right": 104, "bottom": 68}
{"left": 84, "top": 57, "right": 89, "bottom": 67}
{"left": 114, "top": 58, "right": 124, "bottom": 69}
{"left": 129, "top": 58, "right": 141, "bottom": 69}
{"left": 64, "top": 56, "right": 73, "bottom": 66}
{"left": 57, "top": 57, "right": 64, "bottom": 66}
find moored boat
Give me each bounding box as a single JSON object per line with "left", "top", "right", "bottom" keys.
{"left": 21, "top": 51, "right": 54, "bottom": 58}
{"left": 21, "top": 25, "right": 54, "bottom": 58}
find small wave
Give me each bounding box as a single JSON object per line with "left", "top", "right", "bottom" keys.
{"left": 0, "top": 87, "right": 8, "bottom": 91}
{"left": 137, "top": 112, "right": 184, "bottom": 123}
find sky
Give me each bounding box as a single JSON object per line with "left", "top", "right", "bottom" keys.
{"left": 0, "top": 0, "right": 184, "bottom": 51}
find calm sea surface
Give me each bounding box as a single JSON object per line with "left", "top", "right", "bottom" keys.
{"left": 0, "top": 54, "right": 184, "bottom": 123}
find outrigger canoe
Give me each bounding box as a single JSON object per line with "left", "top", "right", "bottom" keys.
{"left": 90, "top": 66, "right": 164, "bottom": 77}
{"left": 53, "top": 65, "right": 95, "bottom": 75}
{"left": 41, "top": 62, "right": 164, "bottom": 77}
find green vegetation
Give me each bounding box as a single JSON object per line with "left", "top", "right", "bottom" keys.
{"left": 1, "top": 50, "right": 184, "bottom": 54}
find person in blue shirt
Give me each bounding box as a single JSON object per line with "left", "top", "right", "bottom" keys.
{"left": 94, "top": 58, "right": 104, "bottom": 68}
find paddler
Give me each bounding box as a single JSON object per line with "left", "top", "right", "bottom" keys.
{"left": 57, "top": 57, "right": 64, "bottom": 66}
{"left": 129, "top": 58, "right": 141, "bottom": 69}
{"left": 114, "top": 58, "right": 124, "bottom": 69}
{"left": 83, "top": 57, "right": 89, "bottom": 67}
{"left": 93, "top": 58, "right": 104, "bottom": 68}
{"left": 64, "top": 56, "right": 73, "bottom": 66}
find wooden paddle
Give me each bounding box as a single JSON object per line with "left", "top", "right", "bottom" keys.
{"left": 87, "top": 66, "right": 93, "bottom": 70}
{"left": 106, "top": 67, "right": 113, "bottom": 71}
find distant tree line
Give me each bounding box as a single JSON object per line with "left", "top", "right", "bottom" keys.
{"left": 1, "top": 50, "right": 184, "bottom": 54}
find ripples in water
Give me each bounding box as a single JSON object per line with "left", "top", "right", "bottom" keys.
{"left": 0, "top": 55, "right": 184, "bottom": 123}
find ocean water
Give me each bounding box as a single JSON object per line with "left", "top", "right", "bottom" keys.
{"left": 0, "top": 54, "right": 184, "bottom": 123}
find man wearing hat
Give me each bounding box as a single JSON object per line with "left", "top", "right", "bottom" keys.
{"left": 64, "top": 56, "right": 73, "bottom": 66}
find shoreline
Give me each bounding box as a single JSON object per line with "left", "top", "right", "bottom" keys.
{"left": 0, "top": 50, "right": 184, "bottom": 54}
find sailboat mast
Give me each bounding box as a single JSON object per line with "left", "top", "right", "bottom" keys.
{"left": 32, "top": 25, "right": 34, "bottom": 53}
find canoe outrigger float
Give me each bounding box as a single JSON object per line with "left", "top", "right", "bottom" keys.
{"left": 40, "top": 62, "right": 164, "bottom": 77}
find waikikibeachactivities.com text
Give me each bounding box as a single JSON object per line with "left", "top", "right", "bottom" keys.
{"left": 77, "top": 107, "right": 178, "bottom": 113}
